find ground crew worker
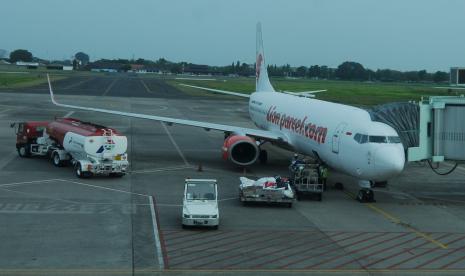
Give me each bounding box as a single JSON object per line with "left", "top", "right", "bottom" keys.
{"left": 290, "top": 153, "right": 304, "bottom": 170}
{"left": 320, "top": 165, "right": 328, "bottom": 191}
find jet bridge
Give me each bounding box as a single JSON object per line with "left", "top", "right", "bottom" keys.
{"left": 407, "top": 95, "right": 465, "bottom": 163}
{"left": 369, "top": 95, "right": 465, "bottom": 164}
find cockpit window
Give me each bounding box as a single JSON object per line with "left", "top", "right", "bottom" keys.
{"left": 369, "top": 136, "right": 388, "bottom": 143}
{"left": 388, "top": 136, "right": 402, "bottom": 143}
{"left": 354, "top": 134, "right": 401, "bottom": 144}
{"left": 354, "top": 133, "right": 368, "bottom": 144}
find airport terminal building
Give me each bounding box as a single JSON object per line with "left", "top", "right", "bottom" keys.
{"left": 450, "top": 67, "right": 465, "bottom": 86}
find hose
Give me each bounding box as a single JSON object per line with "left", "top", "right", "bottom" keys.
{"left": 427, "top": 160, "right": 458, "bottom": 176}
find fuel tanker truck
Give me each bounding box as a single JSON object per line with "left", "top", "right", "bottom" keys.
{"left": 14, "top": 118, "right": 129, "bottom": 178}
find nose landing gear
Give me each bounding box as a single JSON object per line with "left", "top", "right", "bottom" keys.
{"left": 357, "top": 188, "right": 375, "bottom": 203}
{"left": 357, "top": 180, "right": 376, "bottom": 203}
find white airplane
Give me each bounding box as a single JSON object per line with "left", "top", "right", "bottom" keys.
{"left": 47, "top": 23, "right": 405, "bottom": 202}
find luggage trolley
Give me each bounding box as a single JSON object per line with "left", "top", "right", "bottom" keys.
{"left": 289, "top": 161, "right": 323, "bottom": 201}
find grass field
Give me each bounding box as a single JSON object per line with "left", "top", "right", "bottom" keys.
{"left": 173, "top": 77, "right": 455, "bottom": 107}
{"left": 0, "top": 72, "right": 67, "bottom": 88}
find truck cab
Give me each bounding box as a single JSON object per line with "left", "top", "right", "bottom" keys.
{"left": 14, "top": 122, "right": 49, "bottom": 157}
{"left": 182, "top": 179, "right": 219, "bottom": 229}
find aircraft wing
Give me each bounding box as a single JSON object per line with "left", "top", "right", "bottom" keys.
{"left": 179, "top": 84, "right": 250, "bottom": 98}
{"left": 47, "top": 75, "right": 286, "bottom": 143}
{"left": 283, "top": 90, "right": 327, "bottom": 98}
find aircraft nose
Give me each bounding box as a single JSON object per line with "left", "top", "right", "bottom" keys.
{"left": 374, "top": 146, "right": 405, "bottom": 179}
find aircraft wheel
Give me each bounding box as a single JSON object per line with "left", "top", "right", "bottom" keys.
{"left": 357, "top": 189, "right": 375, "bottom": 203}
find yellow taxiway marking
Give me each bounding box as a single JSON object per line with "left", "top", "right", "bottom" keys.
{"left": 345, "top": 191, "right": 448, "bottom": 249}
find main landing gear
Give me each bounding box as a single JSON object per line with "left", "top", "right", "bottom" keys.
{"left": 259, "top": 149, "right": 268, "bottom": 164}
{"left": 258, "top": 140, "right": 268, "bottom": 164}
{"left": 357, "top": 180, "right": 376, "bottom": 203}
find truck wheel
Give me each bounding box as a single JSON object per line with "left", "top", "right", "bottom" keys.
{"left": 75, "top": 164, "right": 83, "bottom": 178}
{"left": 52, "top": 152, "right": 63, "bottom": 167}
{"left": 110, "top": 173, "right": 125, "bottom": 178}
{"left": 76, "top": 163, "right": 93, "bottom": 178}
{"left": 17, "top": 144, "right": 30, "bottom": 158}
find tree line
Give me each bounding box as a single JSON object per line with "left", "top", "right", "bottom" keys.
{"left": 2, "top": 48, "right": 450, "bottom": 83}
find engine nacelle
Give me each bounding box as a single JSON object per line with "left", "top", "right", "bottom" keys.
{"left": 222, "top": 135, "right": 259, "bottom": 166}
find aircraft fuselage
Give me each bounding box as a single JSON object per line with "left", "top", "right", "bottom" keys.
{"left": 249, "top": 92, "right": 405, "bottom": 181}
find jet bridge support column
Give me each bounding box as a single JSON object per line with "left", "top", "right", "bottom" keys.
{"left": 433, "top": 103, "right": 445, "bottom": 162}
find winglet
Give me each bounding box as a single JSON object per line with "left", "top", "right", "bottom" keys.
{"left": 47, "top": 74, "right": 58, "bottom": 105}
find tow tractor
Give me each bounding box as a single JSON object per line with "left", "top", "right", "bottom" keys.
{"left": 289, "top": 160, "right": 323, "bottom": 201}
{"left": 182, "top": 179, "right": 219, "bottom": 229}
{"left": 13, "top": 118, "right": 129, "bottom": 178}
{"left": 239, "top": 176, "right": 295, "bottom": 207}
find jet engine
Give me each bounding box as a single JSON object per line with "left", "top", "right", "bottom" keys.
{"left": 222, "top": 135, "right": 259, "bottom": 166}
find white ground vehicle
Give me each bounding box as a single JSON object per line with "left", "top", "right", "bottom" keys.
{"left": 14, "top": 118, "right": 129, "bottom": 178}
{"left": 182, "top": 179, "right": 219, "bottom": 229}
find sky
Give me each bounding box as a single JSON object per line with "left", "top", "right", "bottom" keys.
{"left": 1, "top": 0, "right": 464, "bottom": 71}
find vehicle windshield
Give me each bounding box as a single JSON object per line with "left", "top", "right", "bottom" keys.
{"left": 354, "top": 134, "right": 401, "bottom": 144}
{"left": 186, "top": 182, "right": 216, "bottom": 200}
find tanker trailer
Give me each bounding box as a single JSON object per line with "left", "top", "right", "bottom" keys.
{"left": 14, "top": 118, "right": 129, "bottom": 178}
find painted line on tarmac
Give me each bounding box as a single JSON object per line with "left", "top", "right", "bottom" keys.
{"left": 63, "top": 111, "right": 74, "bottom": 118}
{"left": 344, "top": 190, "right": 448, "bottom": 249}
{"left": 130, "top": 165, "right": 193, "bottom": 174}
{"left": 149, "top": 196, "right": 166, "bottom": 269}
{"left": 0, "top": 186, "right": 81, "bottom": 205}
{"left": 161, "top": 122, "right": 190, "bottom": 166}
{"left": 0, "top": 178, "right": 63, "bottom": 188}
{"left": 62, "top": 179, "right": 149, "bottom": 197}
{"left": 140, "top": 79, "right": 154, "bottom": 94}
{"left": 102, "top": 78, "right": 118, "bottom": 96}
{"left": 64, "top": 77, "right": 94, "bottom": 89}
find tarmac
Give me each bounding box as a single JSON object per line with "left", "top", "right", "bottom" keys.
{"left": 0, "top": 73, "right": 465, "bottom": 276}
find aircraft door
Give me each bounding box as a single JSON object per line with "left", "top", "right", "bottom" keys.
{"left": 332, "top": 122, "right": 348, "bottom": 154}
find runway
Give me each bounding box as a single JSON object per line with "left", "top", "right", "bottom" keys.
{"left": 0, "top": 74, "right": 465, "bottom": 276}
